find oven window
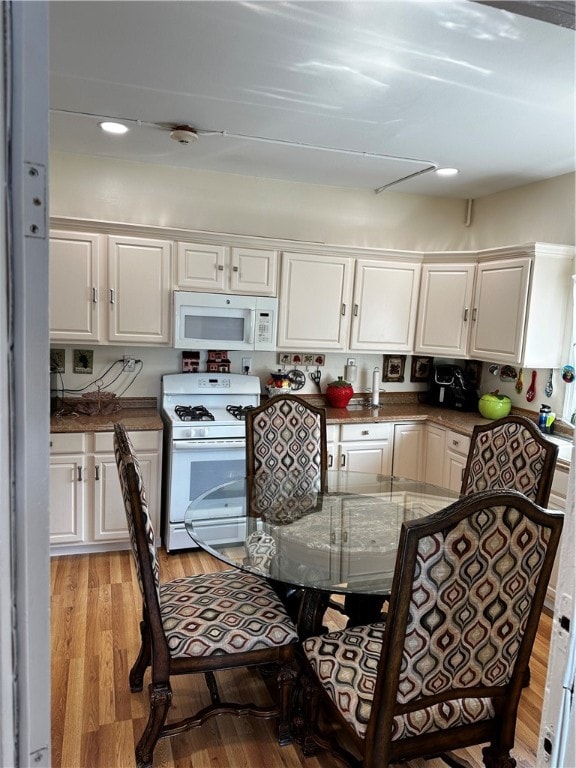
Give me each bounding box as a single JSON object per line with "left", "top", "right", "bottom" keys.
{"left": 189, "top": 455, "right": 245, "bottom": 500}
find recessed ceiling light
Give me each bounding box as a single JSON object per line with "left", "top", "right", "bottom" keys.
{"left": 98, "top": 121, "right": 129, "bottom": 135}
{"left": 435, "top": 167, "right": 459, "bottom": 177}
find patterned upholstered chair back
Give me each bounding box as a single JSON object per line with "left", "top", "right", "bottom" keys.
{"left": 368, "top": 489, "right": 563, "bottom": 765}
{"left": 246, "top": 395, "right": 327, "bottom": 490}
{"left": 300, "top": 489, "right": 562, "bottom": 768}
{"left": 461, "top": 415, "right": 558, "bottom": 507}
{"left": 113, "top": 423, "right": 161, "bottom": 603}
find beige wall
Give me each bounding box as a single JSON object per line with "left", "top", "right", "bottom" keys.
{"left": 50, "top": 152, "right": 575, "bottom": 252}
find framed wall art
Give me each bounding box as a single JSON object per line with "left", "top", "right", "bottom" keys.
{"left": 382, "top": 355, "right": 406, "bottom": 383}
{"left": 410, "top": 356, "right": 433, "bottom": 383}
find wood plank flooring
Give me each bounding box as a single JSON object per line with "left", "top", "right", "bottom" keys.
{"left": 51, "top": 548, "right": 552, "bottom": 768}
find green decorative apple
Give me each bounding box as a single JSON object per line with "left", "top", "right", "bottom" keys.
{"left": 478, "top": 390, "right": 512, "bottom": 420}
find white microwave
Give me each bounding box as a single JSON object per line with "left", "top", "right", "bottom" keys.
{"left": 173, "top": 291, "right": 278, "bottom": 351}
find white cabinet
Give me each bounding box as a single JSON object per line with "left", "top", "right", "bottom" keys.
{"left": 443, "top": 429, "right": 471, "bottom": 493}
{"left": 414, "top": 262, "right": 476, "bottom": 358}
{"left": 278, "top": 252, "right": 420, "bottom": 352}
{"left": 49, "top": 231, "right": 102, "bottom": 342}
{"left": 423, "top": 424, "right": 446, "bottom": 486}
{"left": 349, "top": 260, "right": 421, "bottom": 352}
{"left": 328, "top": 422, "right": 393, "bottom": 475}
{"left": 392, "top": 422, "right": 424, "bottom": 481}
{"left": 278, "top": 252, "right": 354, "bottom": 350}
{"left": 176, "top": 242, "right": 277, "bottom": 296}
{"left": 468, "top": 257, "right": 531, "bottom": 365}
{"left": 49, "top": 433, "right": 87, "bottom": 544}
{"left": 49, "top": 231, "right": 172, "bottom": 346}
{"left": 547, "top": 463, "right": 568, "bottom": 607}
{"left": 107, "top": 235, "right": 172, "bottom": 345}
{"left": 49, "top": 429, "right": 162, "bottom": 552}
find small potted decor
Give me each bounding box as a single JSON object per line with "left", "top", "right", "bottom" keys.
{"left": 265, "top": 370, "right": 292, "bottom": 397}
{"left": 326, "top": 376, "right": 354, "bottom": 408}
{"left": 478, "top": 390, "right": 512, "bottom": 420}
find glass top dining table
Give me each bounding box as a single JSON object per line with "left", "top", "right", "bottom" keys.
{"left": 185, "top": 470, "right": 459, "bottom": 637}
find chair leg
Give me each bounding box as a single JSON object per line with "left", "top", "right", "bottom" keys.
{"left": 481, "top": 745, "right": 517, "bottom": 768}
{"left": 300, "top": 672, "right": 321, "bottom": 757}
{"left": 277, "top": 659, "right": 297, "bottom": 745}
{"left": 129, "top": 618, "right": 152, "bottom": 692}
{"left": 135, "top": 681, "right": 172, "bottom": 768}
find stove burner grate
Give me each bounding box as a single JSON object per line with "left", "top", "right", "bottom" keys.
{"left": 226, "top": 404, "right": 254, "bottom": 421}
{"left": 174, "top": 405, "right": 215, "bottom": 422}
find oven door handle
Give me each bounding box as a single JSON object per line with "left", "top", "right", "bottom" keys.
{"left": 173, "top": 439, "right": 246, "bottom": 450}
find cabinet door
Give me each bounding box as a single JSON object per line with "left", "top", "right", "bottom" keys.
{"left": 93, "top": 452, "right": 158, "bottom": 541}
{"left": 469, "top": 258, "right": 530, "bottom": 364}
{"left": 414, "top": 263, "right": 476, "bottom": 357}
{"left": 176, "top": 242, "right": 227, "bottom": 292}
{"left": 340, "top": 442, "right": 393, "bottom": 475}
{"left": 230, "top": 247, "right": 277, "bottom": 295}
{"left": 423, "top": 424, "right": 446, "bottom": 486}
{"left": 277, "top": 253, "right": 353, "bottom": 349}
{"left": 444, "top": 452, "right": 467, "bottom": 493}
{"left": 108, "top": 236, "right": 172, "bottom": 344}
{"left": 350, "top": 260, "right": 421, "bottom": 351}
{"left": 392, "top": 423, "right": 424, "bottom": 481}
{"left": 49, "top": 456, "right": 86, "bottom": 543}
{"left": 49, "top": 231, "right": 101, "bottom": 342}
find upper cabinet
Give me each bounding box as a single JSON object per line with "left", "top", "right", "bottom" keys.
{"left": 50, "top": 230, "right": 172, "bottom": 346}
{"left": 277, "top": 252, "right": 354, "bottom": 349}
{"left": 414, "top": 262, "right": 476, "bottom": 358}
{"left": 277, "top": 252, "right": 421, "bottom": 352}
{"left": 415, "top": 244, "right": 574, "bottom": 367}
{"left": 349, "top": 259, "right": 421, "bottom": 352}
{"left": 176, "top": 242, "right": 277, "bottom": 296}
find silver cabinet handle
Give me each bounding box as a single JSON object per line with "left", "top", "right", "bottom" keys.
{"left": 233, "top": 265, "right": 239, "bottom": 272}
{"left": 328, "top": 454, "right": 334, "bottom": 468}
{"left": 109, "top": 288, "right": 115, "bottom": 305}
{"left": 76, "top": 466, "right": 83, "bottom": 482}
{"left": 341, "top": 303, "right": 346, "bottom": 316}
{"left": 343, "top": 530, "right": 348, "bottom": 543}
{"left": 472, "top": 307, "right": 477, "bottom": 321}
{"left": 92, "top": 287, "right": 98, "bottom": 303}
{"left": 362, "top": 429, "right": 369, "bottom": 435}
{"left": 354, "top": 304, "right": 359, "bottom": 316}
{"left": 341, "top": 454, "right": 346, "bottom": 467}
{"left": 95, "top": 464, "right": 100, "bottom": 481}
{"left": 463, "top": 307, "right": 469, "bottom": 321}
{"left": 218, "top": 264, "right": 224, "bottom": 271}
{"left": 452, "top": 439, "right": 459, "bottom": 446}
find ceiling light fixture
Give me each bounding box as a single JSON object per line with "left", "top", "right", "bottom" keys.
{"left": 98, "top": 121, "right": 129, "bottom": 135}
{"left": 435, "top": 167, "right": 459, "bottom": 177}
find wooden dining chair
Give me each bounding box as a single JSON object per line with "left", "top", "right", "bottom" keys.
{"left": 113, "top": 423, "right": 298, "bottom": 768}
{"left": 460, "top": 414, "right": 558, "bottom": 507}
{"left": 299, "top": 489, "right": 563, "bottom": 768}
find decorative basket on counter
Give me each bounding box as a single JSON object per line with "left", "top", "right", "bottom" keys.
{"left": 74, "top": 390, "right": 121, "bottom": 416}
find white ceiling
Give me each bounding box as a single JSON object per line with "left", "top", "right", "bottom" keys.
{"left": 49, "top": 0, "right": 575, "bottom": 199}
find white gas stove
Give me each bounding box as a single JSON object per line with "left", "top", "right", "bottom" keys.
{"left": 161, "top": 373, "right": 261, "bottom": 551}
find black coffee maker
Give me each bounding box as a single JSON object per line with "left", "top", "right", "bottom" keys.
{"left": 428, "top": 364, "right": 477, "bottom": 411}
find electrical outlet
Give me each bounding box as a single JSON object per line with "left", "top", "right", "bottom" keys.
{"left": 242, "top": 357, "right": 252, "bottom": 373}
{"left": 347, "top": 357, "right": 356, "bottom": 366}
{"left": 123, "top": 356, "right": 136, "bottom": 372}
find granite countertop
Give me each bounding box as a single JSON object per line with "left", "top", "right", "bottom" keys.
{"left": 50, "top": 397, "right": 163, "bottom": 433}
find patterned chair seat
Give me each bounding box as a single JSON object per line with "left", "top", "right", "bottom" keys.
{"left": 160, "top": 569, "right": 298, "bottom": 657}
{"left": 303, "top": 624, "right": 495, "bottom": 740}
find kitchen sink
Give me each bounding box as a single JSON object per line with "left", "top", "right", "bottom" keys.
{"left": 547, "top": 434, "right": 573, "bottom": 462}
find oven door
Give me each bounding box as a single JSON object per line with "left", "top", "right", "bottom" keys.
{"left": 167, "top": 438, "right": 247, "bottom": 550}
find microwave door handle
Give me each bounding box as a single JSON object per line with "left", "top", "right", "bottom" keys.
{"left": 246, "top": 310, "right": 255, "bottom": 345}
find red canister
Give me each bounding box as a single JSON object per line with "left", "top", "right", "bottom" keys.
{"left": 326, "top": 377, "right": 354, "bottom": 408}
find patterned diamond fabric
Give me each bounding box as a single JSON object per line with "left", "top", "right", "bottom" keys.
{"left": 252, "top": 399, "right": 323, "bottom": 478}
{"left": 160, "top": 570, "right": 298, "bottom": 656}
{"left": 464, "top": 421, "right": 547, "bottom": 500}
{"left": 303, "top": 502, "right": 549, "bottom": 741}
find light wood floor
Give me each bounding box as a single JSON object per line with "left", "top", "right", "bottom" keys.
{"left": 51, "top": 548, "right": 552, "bottom": 768}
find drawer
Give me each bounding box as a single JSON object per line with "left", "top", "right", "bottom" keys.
{"left": 446, "top": 430, "right": 470, "bottom": 457}
{"left": 340, "top": 422, "right": 392, "bottom": 442}
{"left": 94, "top": 429, "right": 160, "bottom": 453}
{"left": 49, "top": 432, "right": 85, "bottom": 454}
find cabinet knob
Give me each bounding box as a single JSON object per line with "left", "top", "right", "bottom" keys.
{"left": 341, "top": 454, "right": 346, "bottom": 467}
{"left": 218, "top": 264, "right": 224, "bottom": 271}
{"left": 354, "top": 304, "right": 359, "bottom": 317}
{"left": 362, "top": 430, "right": 369, "bottom": 435}
{"left": 95, "top": 464, "right": 100, "bottom": 481}
{"left": 76, "top": 466, "right": 83, "bottom": 482}
{"left": 341, "top": 303, "right": 346, "bottom": 316}
{"left": 109, "top": 288, "right": 115, "bottom": 305}
{"left": 328, "top": 454, "right": 333, "bottom": 468}
{"left": 472, "top": 307, "right": 477, "bottom": 321}
{"left": 92, "top": 287, "right": 98, "bottom": 304}
{"left": 233, "top": 265, "right": 239, "bottom": 272}
{"left": 463, "top": 307, "right": 469, "bottom": 321}
{"left": 452, "top": 439, "right": 459, "bottom": 446}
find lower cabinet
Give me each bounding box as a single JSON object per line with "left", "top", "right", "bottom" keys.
{"left": 547, "top": 463, "right": 568, "bottom": 608}
{"left": 328, "top": 422, "right": 393, "bottom": 475}
{"left": 423, "top": 424, "right": 470, "bottom": 492}
{"left": 392, "top": 422, "right": 424, "bottom": 481}
{"left": 49, "top": 429, "right": 162, "bottom": 552}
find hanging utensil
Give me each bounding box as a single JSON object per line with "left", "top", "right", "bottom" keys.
{"left": 526, "top": 370, "right": 537, "bottom": 402}
{"left": 544, "top": 369, "right": 553, "bottom": 398}
{"left": 515, "top": 368, "right": 523, "bottom": 394}
{"left": 309, "top": 368, "right": 322, "bottom": 393}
